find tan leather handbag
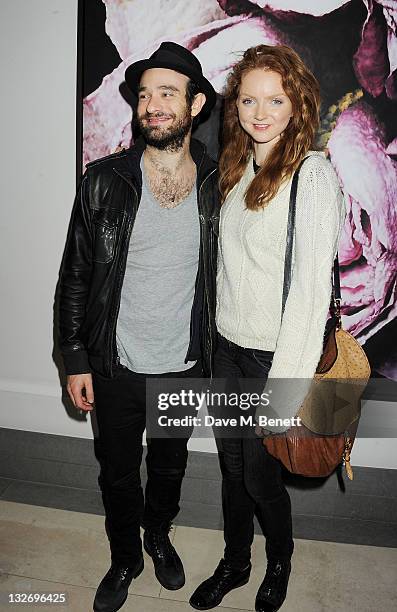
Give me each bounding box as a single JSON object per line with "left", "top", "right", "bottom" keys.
{"left": 263, "top": 160, "right": 371, "bottom": 479}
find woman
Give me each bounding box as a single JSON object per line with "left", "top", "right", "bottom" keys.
{"left": 189, "top": 45, "right": 345, "bottom": 611}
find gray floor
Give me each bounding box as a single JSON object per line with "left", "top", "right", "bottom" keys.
{"left": 1, "top": 500, "right": 397, "bottom": 612}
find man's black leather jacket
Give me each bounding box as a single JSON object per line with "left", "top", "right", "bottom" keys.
{"left": 58, "top": 138, "right": 220, "bottom": 378}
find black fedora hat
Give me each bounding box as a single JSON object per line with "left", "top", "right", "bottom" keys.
{"left": 125, "top": 41, "right": 216, "bottom": 115}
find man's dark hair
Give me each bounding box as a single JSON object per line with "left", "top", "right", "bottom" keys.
{"left": 186, "top": 79, "right": 201, "bottom": 106}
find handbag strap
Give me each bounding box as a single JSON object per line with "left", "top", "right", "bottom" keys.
{"left": 282, "top": 157, "right": 341, "bottom": 323}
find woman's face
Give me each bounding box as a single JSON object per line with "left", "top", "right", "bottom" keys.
{"left": 236, "top": 69, "right": 293, "bottom": 154}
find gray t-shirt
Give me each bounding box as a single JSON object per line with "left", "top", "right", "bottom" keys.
{"left": 116, "top": 159, "right": 200, "bottom": 373}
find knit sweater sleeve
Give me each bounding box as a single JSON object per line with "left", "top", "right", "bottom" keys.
{"left": 258, "top": 156, "right": 345, "bottom": 429}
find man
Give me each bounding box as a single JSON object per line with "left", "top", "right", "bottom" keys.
{"left": 58, "top": 42, "right": 219, "bottom": 612}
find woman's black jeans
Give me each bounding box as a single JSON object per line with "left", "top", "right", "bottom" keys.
{"left": 213, "top": 333, "right": 294, "bottom": 569}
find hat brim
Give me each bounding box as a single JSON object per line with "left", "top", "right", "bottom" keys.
{"left": 125, "top": 59, "right": 217, "bottom": 115}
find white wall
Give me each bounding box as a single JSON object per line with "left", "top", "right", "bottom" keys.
{"left": 0, "top": 0, "right": 396, "bottom": 470}
{"left": 0, "top": 0, "right": 82, "bottom": 432}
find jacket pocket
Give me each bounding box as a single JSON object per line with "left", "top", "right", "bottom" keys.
{"left": 92, "top": 209, "right": 119, "bottom": 264}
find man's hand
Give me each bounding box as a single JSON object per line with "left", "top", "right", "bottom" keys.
{"left": 67, "top": 373, "right": 94, "bottom": 411}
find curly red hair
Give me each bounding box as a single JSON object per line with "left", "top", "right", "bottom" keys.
{"left": 220, "top": 45, "right": 321, "bottom": 209}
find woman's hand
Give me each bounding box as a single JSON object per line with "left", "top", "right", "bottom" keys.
{"left": 255, "top": 424, "right": 272, "bottom": 438}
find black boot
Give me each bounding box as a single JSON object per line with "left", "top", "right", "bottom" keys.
{"left": 255, "top": 559, "right": 291, "bottom": 612}
{"left": 143, "top": 527, "right": 185, "bottom": 590}
{"left": 189, "top": 559, "right": 251, "bottom": 610}
{"left": 93, "top": 558, "right": 144, "bottom": 612}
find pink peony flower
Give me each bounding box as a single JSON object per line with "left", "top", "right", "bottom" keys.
{"left": 328, "top": 101, "right": 397, "bottom": 343}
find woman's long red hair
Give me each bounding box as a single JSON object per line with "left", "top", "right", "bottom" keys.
{"left": 219, "top": 45, "right": 321, "bottom": 209}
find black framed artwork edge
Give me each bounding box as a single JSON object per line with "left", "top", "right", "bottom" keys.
{"left": 75, "top": 0, "right": 84, "bottom": 186}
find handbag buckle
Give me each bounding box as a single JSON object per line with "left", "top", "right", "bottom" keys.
{"left": 343, "top": 436, "right": 354, "bottom": 480}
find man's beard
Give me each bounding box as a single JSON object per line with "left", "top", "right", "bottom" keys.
{"left": 137, "top": 106, "right": 192, "bottom": 151}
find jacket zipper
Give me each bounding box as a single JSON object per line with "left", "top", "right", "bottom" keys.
{"left": 198, "top": 168, "right": 217, "bottom": 379}
{"left": 107, "top": 170, "right": 139, "bottom": 376}
{"left": 183, "top": 169, "right": 212, "bottom": 364}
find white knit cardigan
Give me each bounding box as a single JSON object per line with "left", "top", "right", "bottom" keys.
{"left": 216, "top": 152, "right": 346, "bottom": 425}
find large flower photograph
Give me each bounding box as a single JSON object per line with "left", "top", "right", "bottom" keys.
{"left": 79, "top": 0, "right": 397, "bottom": 383}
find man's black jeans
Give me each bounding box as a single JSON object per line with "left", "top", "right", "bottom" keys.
{"left": 213, "top": 334, "right": 294, "bottom": 569}
{"left": 93, "top": 361, "right": 202, "bottom": 566}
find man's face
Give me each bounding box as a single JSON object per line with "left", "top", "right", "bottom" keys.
{"left": 137, "top": 68, "right": 193, "bottom": 151}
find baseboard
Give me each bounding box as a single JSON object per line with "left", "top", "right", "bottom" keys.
{"left": 0, "top": 428, "right": 396, "bottom": 547}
